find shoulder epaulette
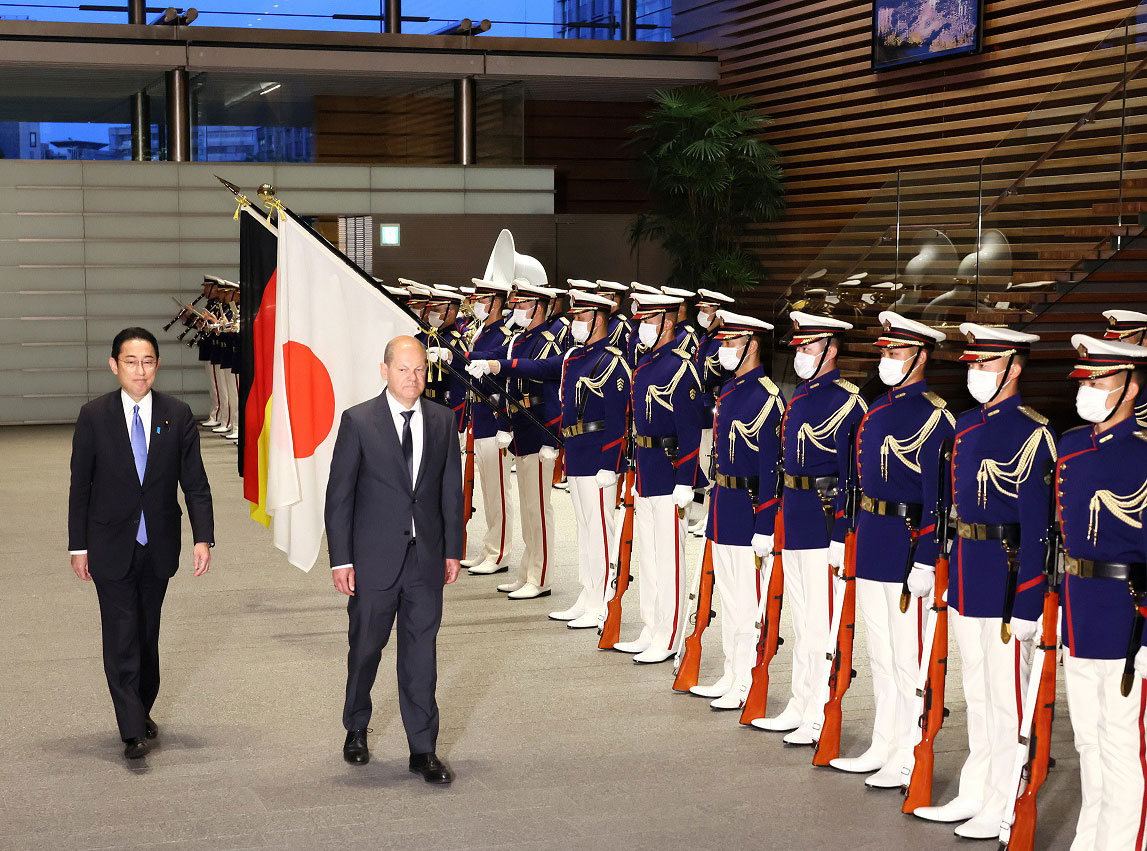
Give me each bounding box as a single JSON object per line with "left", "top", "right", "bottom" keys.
{"left": 1135, "top": 429, "right": 1147, "bottom": 443}
{"left": 833, "top": 378, "right": 860, "bottom": 394}
{"left": 558, "top": 316, "right": 571, "bottom": 326}
{"left": 758, "top": 376, "right": 780, "bottom": 396}
{"left": 921, "top": 391, "right": 947, "bottom": 409}
{"left": 605, "top": 346, "right": 623, "bottom": 357}
{"left": 542, "top": 331, "right": 555, "bottom": 342}
{"left": 1017, "top": 405, "right": 1049, "bottom": 426}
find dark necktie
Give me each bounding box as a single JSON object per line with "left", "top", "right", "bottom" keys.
{"left": 400, "top": 409, "right": 414, "bottom": 481}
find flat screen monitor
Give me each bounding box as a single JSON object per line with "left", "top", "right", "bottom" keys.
{"left": 872, "top": 0, "right": 984, "bottom": 71}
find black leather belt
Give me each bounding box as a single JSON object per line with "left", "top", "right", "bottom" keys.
{"left": 714, "top": 472, "right": 759, "bottom": 491}
{"left": 561, "top": 419, "right": 605, "bottom": 439}
{"left": 635, "top": 435, "right": 678, "bottom": 453}
{"left": 1065, "top": 557, "right": 1146, "bottom": 584}
{"left": 510, "top": 394, "right": 545, "bottom": 410}
{"left": 860, "top": 494, "right": 923, "bottom": 526}
{"left": 470, "top": 390, "right": 501, "bottom": 405}
{"left": 785, "top": 474, "right": 839, "bottom": 492}
{"left": 956, "top": 519, "right": 1020, "bottom": 544}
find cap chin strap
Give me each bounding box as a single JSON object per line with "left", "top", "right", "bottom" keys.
{"left": 891, "top": 346, "right": 923, "bottom": 389}
{"left": 1100, "top": 372, "right": 1133, "bottom": 424}
{"left": 983, "top": 353, "right": 1016, "bottom": 406}
{"left": 808, "top": 342, "right": 832, "bottom": 380}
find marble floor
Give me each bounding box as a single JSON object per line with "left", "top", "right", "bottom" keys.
{"left": 0, "top": 424, "right": 1079, "bottom": 850}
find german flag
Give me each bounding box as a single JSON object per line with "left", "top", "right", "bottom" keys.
{"left": 239, "top": 207, "right": 277, "bottom": 525}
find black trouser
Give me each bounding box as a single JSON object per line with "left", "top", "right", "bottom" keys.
{"left": 343, "top": 542, "right": 443, "bottom": 755}
{"left": 91, "top": 544, "right": 169, "bottom": 741}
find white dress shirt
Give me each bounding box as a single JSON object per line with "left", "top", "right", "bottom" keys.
{"left": 69, "top": 391, "right": 152, "bottom": 556}
{"left": 332, "top": 390, "right": 422, "bottom": 571}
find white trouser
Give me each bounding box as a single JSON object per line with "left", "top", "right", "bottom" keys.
{"left": 225, "top": 369, "right": 239, "bottom": 428}
{"left": 712, "top": 543, "right": 761, "bottom": 685}
{"left": 569, "top": 475, "right": 617, "bottom": 618}
{"left": 949, "top": 611, "right": 1031, "bottom": 816}
{"left": 856, "top": 578, "right": 923, "bottom": 763}
{"left": 514, "top": 452, "right": 556, "bottom": 589}
{"left": 633, "top": 494, "right": 687, "bottom": 653}
{"left": 474, "top": 436, "right": 515, "bottom": 563}
{"left": 781, "top": 547, "right": 833, "bottom": 725}
{"left": 214, "top": 364, "right": 231, "bottom": 427}
{"left": 694, "top": 428, "right": 714, "bottom": 524}
{"left": 205, "top": 362, "right": 220, "bottom": 420}
{"left": 1064, "top": 654, "right": 1147, "bottom": 851}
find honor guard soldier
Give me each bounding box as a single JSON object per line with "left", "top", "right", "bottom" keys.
{"left": 398, "top": 278, "right": 433, "bottom": 318}
{"left": 912, "top": 324, "right": 1055, "bottom": 839}
{"left": 626, "top": 282, "right": 662, "bottom": 366}
{"left": 1103, "top": 309, "right": 1147, "bottom": 426}
{"left": 458, "top": 278, "right": 517, "bottom": 576}
{"left": 755, "top": 312, "right": 867, "bottom": 742}
{"left": 472, "top": 289, "right": 631, "bottom": 625}
{"left": 492, "top": 280, "right": 565, "bottom": 599}
{"left": 1057, "top": 335, "right": 1147, "bottom": 851}
{"left": 830, "top": 312, "right": 953, "bottom": 789}
{"left": 544, "top": 285, "right": 573, "bottom": 349}
{"left": 594, "top": 280, "right": 633, "bottom": 352}
{"left": 689, "top": 311, "right": 784, "bottom": 709}
{"left": 614, "top": 292, "right": 705, "bottom": 663}
{"left": 660, "top": 286, "right": 702, "bottom": 355}
{"left": 689, "top": 288, "right": 737, "bottom": 537}
{"left": 419, "top": 289, "right": 468, "bottom": 431}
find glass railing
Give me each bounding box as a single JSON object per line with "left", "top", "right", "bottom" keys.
{"left": 0, "top": 0, "right": 672, "bottom": 39}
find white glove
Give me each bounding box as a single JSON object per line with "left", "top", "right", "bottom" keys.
{"left": 495, "top": 430, "right": 513, "bottom": 449}
{"left": 752, "top": 534, "right": 773, "bottom": 558}
{"left": 539, "top": 445, "right": 559, "bottom": 462}
{"left": 1136, "top": 646, "right": 1147, "bottom": 680}
{"left": 907, "top": 562, "right": 935, "bottom": 598}
{"left": 466, "top": 360, "right": 491, "bottom": 378}
{"left": 827, "top": 540, "right": 844, "bottom": 571}
{"left": 1011, "top": 617, "right": 1040, "bottom": 644}
{"left": 595, "top": 469, "right": 618, "bottom": 488}
{"left": 672, "top": 484, "right": 693, "bottom": 510}
{"left": 426, "top": 346, "right": 452, "bottom": 364}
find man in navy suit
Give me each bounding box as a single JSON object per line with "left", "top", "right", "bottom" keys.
{"left": 325, "top": 335, "right": 464, "bottom": 783}
{"left": 68, "top": 327, "right": 214, "bottom": 759}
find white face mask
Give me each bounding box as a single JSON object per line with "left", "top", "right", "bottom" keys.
{"left": 426, "top": 311, "right": 444, "bottom": 329}
{"left": 878, "top": 355, "right": 907, "bottom": 386}
{"left": 638, "top": 321, "right": 660, "bottom": 349}
{"left": 1075, "top": 384, "right": 1120, "bottom": 423}
{"left": 793, "top": 351, "right": 819, "bottom": 380}
{"left": 717, "top": 345, "right": 743, "bottom": 371}
{"left": 967, "top": 367, "right": 1006, "bottom": 404}
{"left": 511, "top": 307, "right": 529, "bottom": 328}
{"left": 472, "top": 302, "right": 489, "bottom": 322}
{"left": 571, "top": 319, "right": 591, "bottom": 344}
{"left": 697, "top": 311, "right": 713, "bottom": 330}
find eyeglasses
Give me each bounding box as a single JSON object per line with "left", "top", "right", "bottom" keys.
{"left": 118, "top": 357, "right": 158, "bottom": 371}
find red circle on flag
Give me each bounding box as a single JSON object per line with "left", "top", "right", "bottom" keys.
{"left": 282, "top": 341, "right": 335, "bottom": 459}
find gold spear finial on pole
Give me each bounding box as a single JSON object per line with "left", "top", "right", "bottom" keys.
{"left": 215, "top": 174, "right": 253, "bottom": 220}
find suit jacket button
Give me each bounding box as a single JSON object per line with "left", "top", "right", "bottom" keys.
{"left": 403, "top": 530, "right": 410, "bottom": 536}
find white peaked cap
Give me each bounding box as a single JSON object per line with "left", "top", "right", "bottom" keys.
{"left": 696, "top": 288, "right": 735, "bottom": 305}
{"left": 470, "top": 277, "right": 512, "bottom": 294}
{"left": 630, "top": 281, "right": 661, "bottom": 294}
{"left": 567, "top": 279, "right": 598, "bottom": 290}
{"left": 569, "top": 290, "right": 616, "bottom": 310}
{"left": 661, "top": 285, "right": 696, "bottom": 298}
{"left": 595, "top": 280, "right": 629, "bottom": 292}
{"left": 875, "top": 311, "right": 946, "bottom": 346}
{"left": 511, "top": 279, "right": 558, "bottom": 300}
{"left": 714, "top": 309, "right": 773, "bottom": 335}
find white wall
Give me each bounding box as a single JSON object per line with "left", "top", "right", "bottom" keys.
{"left": 0, "top": 161, "right": 554, "bottom": 424}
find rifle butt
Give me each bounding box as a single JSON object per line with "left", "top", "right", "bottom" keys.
{"left": 1006, "top": 801, "right": 1036, "bottom": 851}
{"left": 739, "top": 667, "right": 769, "bottom": 724}
{"left": 901, "top": 747, "right": 934, "bottom": 812}
{"left": 598, "top": 606, "right": 621, "bottom": 650}
{"left": 672, "top": 637, "right": 702, "bottom": 691}
{"left": 811, "top": 705, "right": 841, "bottom": 765}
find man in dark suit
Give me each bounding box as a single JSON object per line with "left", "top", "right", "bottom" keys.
{"left": 68, "top": 327, "right": 214, "bottom": 759}
{"left": 325, "top": 335, "right": 464, "bottom": 784}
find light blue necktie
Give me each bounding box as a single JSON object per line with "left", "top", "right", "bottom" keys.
{"left": 131, "top": 404, "right": 148, "bottom": 546}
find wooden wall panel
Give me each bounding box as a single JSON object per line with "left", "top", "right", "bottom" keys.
{"left": 315, "top": 94, "right": 454, "bottom": 164}
{"left": 671, "top": 0, "right": 1143, "bottom": 308}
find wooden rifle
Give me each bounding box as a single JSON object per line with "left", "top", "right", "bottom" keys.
{"left": 599, "top": 426, "right": 637, "bottom": 649}
{"left": 461, "top": 416, "right": 476, "bottom": 554}
{"left": 671, "top": 538, "right": 715, "bottom": 691}
{"left": 999, "top": 460, "right": 1061, "bottom": 851}
{"left": 811, "top": 425, "right": 860, "bottom": 761}
{"left": 901, "top": 438, "right": 953, "bottom": 809}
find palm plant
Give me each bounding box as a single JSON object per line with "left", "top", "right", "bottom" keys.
{"left": 628, "top": 87, "right": 785, "bottom": 292}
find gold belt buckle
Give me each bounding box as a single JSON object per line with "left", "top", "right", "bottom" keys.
{"left": 783, "top": 473, "right": 797, "bottom": 489}
{"left": 860, "top": 494, "right": 876, "bottom": 514}
{"left": 1064, "top": 556, "right": 1087, "bottom": 577}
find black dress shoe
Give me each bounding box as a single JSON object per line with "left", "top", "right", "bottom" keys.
{"left": 343, "top": 730, "right": 369, "bottom": 765}
{"left": 409, "top": 752, "right": 453, "bottom": 784}
{"left": 124, "top": 738, "right": 150, "bottom": 760}
{"left": 144, "top": 717, "right": 158, "bottom": 740}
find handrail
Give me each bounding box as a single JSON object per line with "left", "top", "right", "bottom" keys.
{"left": 980, "top": 51, "right": 1147, "bottom": 219}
